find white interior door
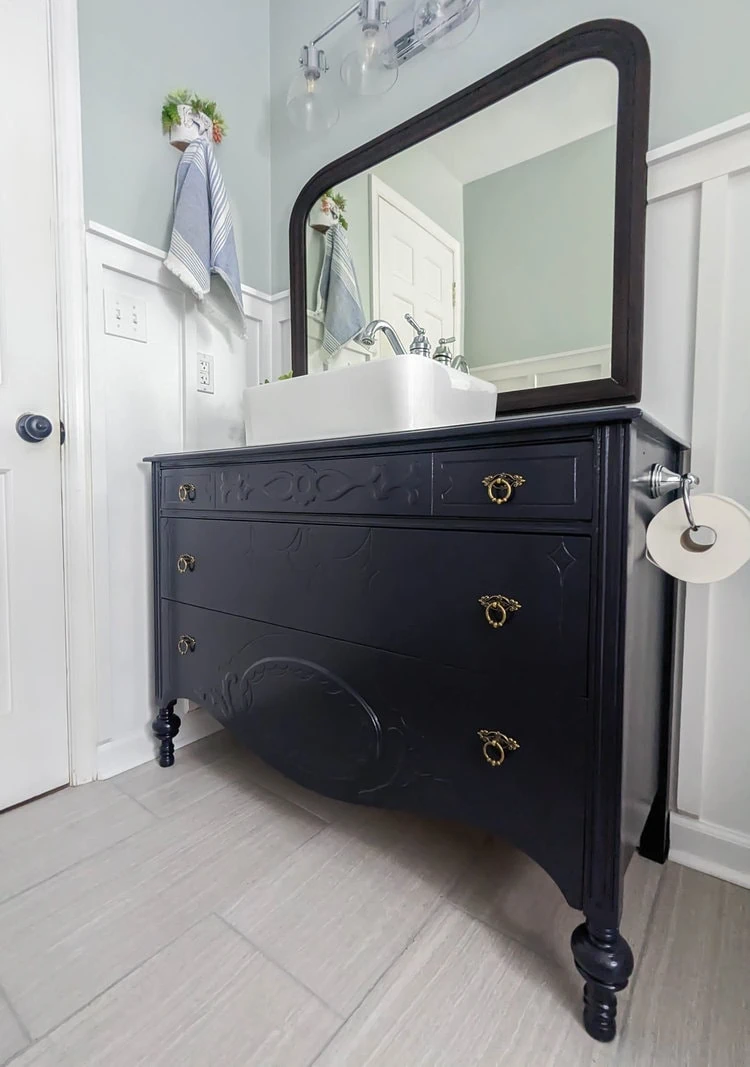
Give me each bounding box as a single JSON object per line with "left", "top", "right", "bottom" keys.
{"left": 0, "top": 0, "right": 69, "bottom": 808}
{"left": 371, "top": 175, "right": 461, "bottom": 358}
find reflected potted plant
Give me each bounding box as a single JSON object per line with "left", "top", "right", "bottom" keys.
{"left": 162, "top": 89, "right": 227, "bottom": 151}
{"left": 309, "top": 190, "right": 349, "bottom": 233}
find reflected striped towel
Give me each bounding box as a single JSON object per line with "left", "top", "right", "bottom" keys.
{"left": 316, "top": 225, "right": 366, "bottom": 356}
{"left": 164, "top": 139, "right": 244, "bottom": 326}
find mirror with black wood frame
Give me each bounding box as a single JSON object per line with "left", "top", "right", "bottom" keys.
{"left": 289, "top": 20, "right": 649, "bottom": 418}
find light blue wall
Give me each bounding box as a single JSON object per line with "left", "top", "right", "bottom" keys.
{"left": 464, "top": 127, "right": 616, "bottom": 366}
{"left": 270, "top": 0, "right": 750, "bottom": 290}
{"left": 77, "top": 0, "right": 272, "bottom": 291}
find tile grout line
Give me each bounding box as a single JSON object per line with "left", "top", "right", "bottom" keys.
{"left": 109, "top": 788, "right": 164, "bottom": 818}
{"left": 214, "top": 912, "right": 345, "bottom": 1019}
{"left": 444, "top": 888, "right": 578, "bottom": 976}
{"left": 3, "top": 912, "right": 220, "bottom": 1055}
{"left": 1, "top": 804, "right": 331, "bottom": 1060}
{"left": 0, "top": 814, "right": 161, "bottom": 912}
{"left": 0, "top": 977, "right": 32, "bottom": 1066}
{"left": 307, "top": 886, "right": 452, "bottom": 1067}
{"left": 0, "top": 770, "right": 330, "bottom": 915}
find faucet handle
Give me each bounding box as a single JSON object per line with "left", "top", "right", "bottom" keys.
{"left": 404, "top": 314, "right": 431, "bottom": 357}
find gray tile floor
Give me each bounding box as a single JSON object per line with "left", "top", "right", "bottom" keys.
{"left": 0, "top": 731, "right": 747, "bottom": 1066}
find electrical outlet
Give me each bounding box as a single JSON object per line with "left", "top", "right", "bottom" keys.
{"left": 104, "top": 290, "right": 147, "bottom": 342}
{"left": 197, "top": 353, "right": 214, "bottom": 394}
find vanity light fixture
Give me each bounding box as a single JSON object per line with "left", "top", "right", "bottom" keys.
{"left": 413, "top": 0, "right": 480, "bottom": 50}
{"left": 286, "top": 44, "right": 340, "bottom": 133}
{"left": 287, "top": 0, "right": 481, "bottom": 130}
{"left": 341, "top": 1, "right": 398, "bottom": 97}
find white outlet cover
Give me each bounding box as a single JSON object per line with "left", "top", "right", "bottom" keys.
{"left": 197, "top": 352, "right": 214, "bottom": 394}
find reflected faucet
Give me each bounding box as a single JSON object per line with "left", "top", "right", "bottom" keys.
{"left": 355, "top": 320, "right": 407, "bottom": 356}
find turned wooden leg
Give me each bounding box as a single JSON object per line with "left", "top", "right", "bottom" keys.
{"left": 152, "top": 700, "right": 181, "bottom": 768}
{"left": 571, "top": 922, "right": 634, "bottom": 1042}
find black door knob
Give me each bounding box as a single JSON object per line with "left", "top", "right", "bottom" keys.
{"left": 16, "top": 413, "right": 54, "bottom": 443}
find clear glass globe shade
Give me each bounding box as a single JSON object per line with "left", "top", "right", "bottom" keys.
{"left": 286, "top": 70, "right": 339, "bottom": 133}
{"left": 341, "top": 25, "right": 398, "bottom": 96}
{"left": 413, "top": 0, "right": 480, "bottom": 51}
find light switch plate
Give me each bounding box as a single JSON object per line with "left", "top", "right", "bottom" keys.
{"left": 197, "top": 353, "right": 214, "bottom": 394}
{"left": 104, "top": 290, "right": 147, "bottom": 343}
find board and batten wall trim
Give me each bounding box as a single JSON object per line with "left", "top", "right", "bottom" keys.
{"left": 85, "top": 223, "right": 288, "bottom": 778}
{"left": 644, "top": 111, "right": 750, "bottom": 890}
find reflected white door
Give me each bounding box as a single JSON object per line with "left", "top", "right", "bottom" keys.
{"left": 0, "top": 0, "right": 69, "bottom": 808}
{"left": 371, "top": 176, "right": 461, "bottom": 358}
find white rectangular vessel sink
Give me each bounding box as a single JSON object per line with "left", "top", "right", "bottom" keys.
{"left": 244, "top": 355, "right": 497, "bottom": 446}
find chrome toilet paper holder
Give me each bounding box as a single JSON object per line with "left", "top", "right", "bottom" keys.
{"left": 649, "top": 465, "right": 700, "bottom": 530}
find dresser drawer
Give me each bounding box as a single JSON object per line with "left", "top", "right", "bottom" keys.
{"left": 161, "top": 468, "right": 216, "bottom": 510}
{"left": 215, "top": 454, "right": 430, "bottom": 516}
{"left": 160, "top": 517, "right": 591, "bottom": 690}
{"left": 434, "top": 441, "right": 594, "bottom": 521}
{"left": 160, "top": 600, "right": 585, "bottom": 906}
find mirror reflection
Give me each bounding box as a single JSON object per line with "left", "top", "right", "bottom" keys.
{"left": 305, "top": 58, "right": 618, "bottom": 393}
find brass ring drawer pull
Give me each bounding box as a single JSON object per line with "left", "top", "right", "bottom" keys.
{"left": 177, "top": 634, "right": 196, "bottom": 656}
{"left": 482, "top": 473, "right": 526, "bottom": 505}
{"left": 479, "top": 594, "right": 521, "bottom": 629}
{"left": 178, "top": 483, "right": 197, "bottom": 503}
{"left": 177, "top": 554, "right": 196, "bottom": 574}
{"left": 478, "top": 730, "right": 520, "bottom": 767}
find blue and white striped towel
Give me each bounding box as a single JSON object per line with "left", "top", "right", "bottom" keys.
{"left": 316, "top": 225, "right": 366, "bottom": 356}
{"left": 164, "top": 139, "right": 244, "bottom": 326}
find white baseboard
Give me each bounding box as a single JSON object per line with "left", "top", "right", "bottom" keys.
{"left": 97, "top": 709, "right": 223, "bottom": 780}
{"left": 670, "top": 812, "right": 750, "bottom": 890}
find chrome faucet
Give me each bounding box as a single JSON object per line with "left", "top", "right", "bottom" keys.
{"left": 355, "top": 320, "right": 407, "bottom": 355}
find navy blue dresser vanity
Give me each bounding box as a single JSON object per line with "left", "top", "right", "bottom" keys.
{"left": 146, "top": 19, "right": 664, "bottom": 1042}
{"left": 148, "top": 406, "right": 681, "bottom": 1041}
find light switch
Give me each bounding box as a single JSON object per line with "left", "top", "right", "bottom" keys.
{"left": 104, "top": 290, "right": 148, "bottom": 343}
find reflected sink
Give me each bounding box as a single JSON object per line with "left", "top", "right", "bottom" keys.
{"left": 244, "top": 356, "right": 497, "bottom": 446}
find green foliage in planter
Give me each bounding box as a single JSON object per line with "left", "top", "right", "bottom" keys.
{"left": 161, "top": 89, "right": 228, "bottom": 142}
{"left": 262, "top": 371, "right": 295, "bottom": 384}
{"left": 323, "top": 189, "right": 349, "bottom": 231}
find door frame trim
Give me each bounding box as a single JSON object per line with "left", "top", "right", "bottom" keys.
{"left": 49, "top": 0, "right": 98, "bottom": 784}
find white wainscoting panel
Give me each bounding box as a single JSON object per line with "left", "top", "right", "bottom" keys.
{"left": 645, "top": 115, "right": 750, "bottom": 887}
{"left": 86, "top": 224, "right": 276, "bottom": 777}
{"left": 471, "top": 346, "right": 611, "bottom": 392}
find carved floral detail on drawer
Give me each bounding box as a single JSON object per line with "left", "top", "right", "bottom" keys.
{"left": 196, "top": 656, "right": 403, "bottom": 788}
{"left": 217, "top": 459, "right": 428, "bottom": 513}
{"left": 259, "top": 526, "right": 381, "bottom": 590}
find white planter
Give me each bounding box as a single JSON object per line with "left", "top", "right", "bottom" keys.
{"left": 169, "top": 105, "right": 212, "bottom": 151}
{"left": 309, "top": 195, "right": 341, "bottom": 233}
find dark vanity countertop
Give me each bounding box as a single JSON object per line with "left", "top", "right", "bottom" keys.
{"left": 144, "top": 407, "right": 663, "bottom": 465}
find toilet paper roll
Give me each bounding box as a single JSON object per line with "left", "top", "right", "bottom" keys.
{"left": 646, "top": 493, "right": 750, "bottom": 583}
